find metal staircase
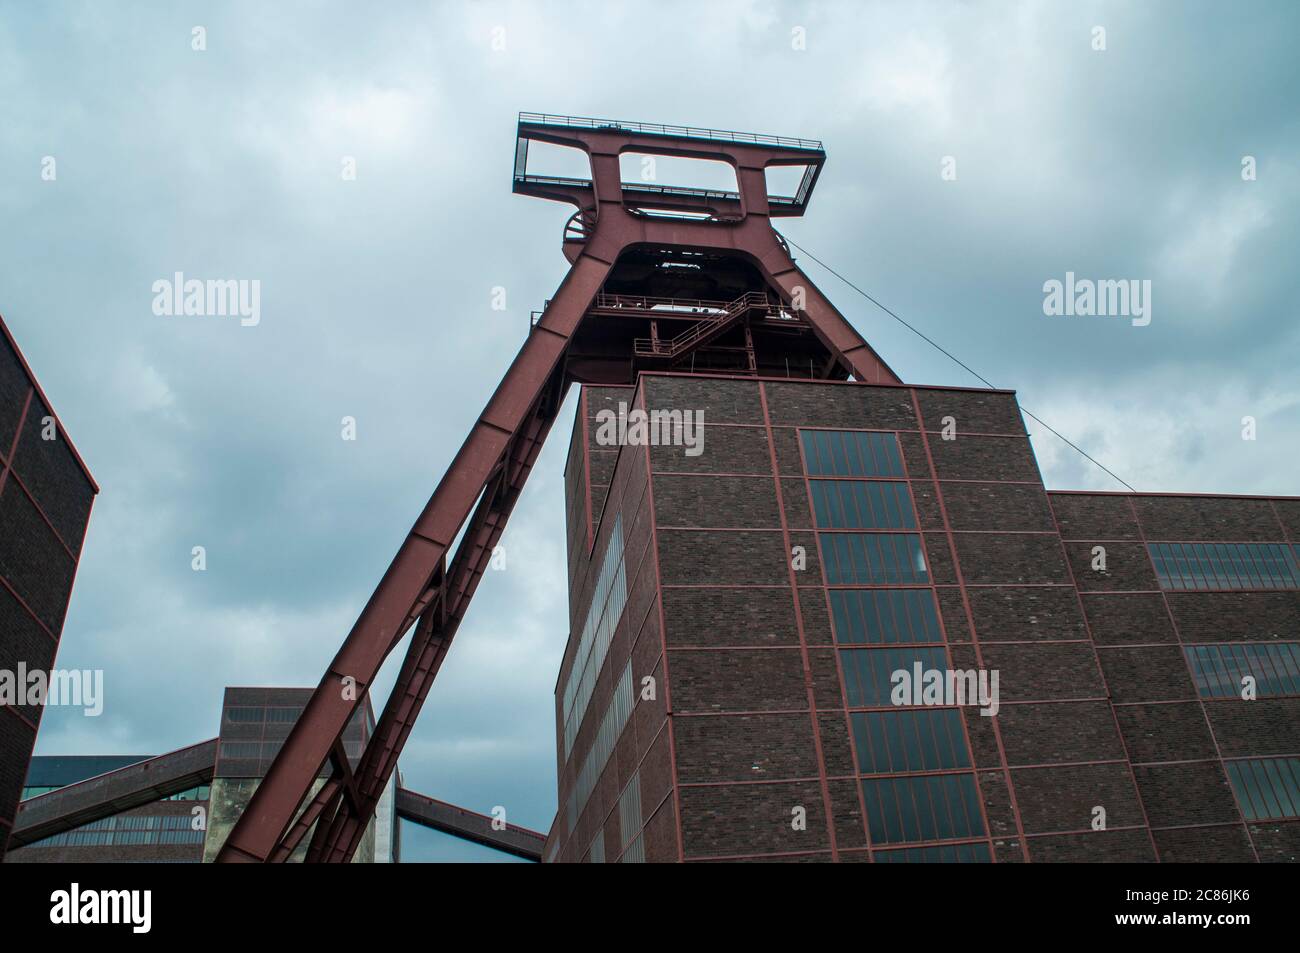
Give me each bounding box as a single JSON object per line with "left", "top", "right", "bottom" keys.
{"left": 631, "top": 290, "right": 778, "bottom": 361}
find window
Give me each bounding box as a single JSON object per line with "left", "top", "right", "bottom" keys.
{"left": 820, "top": 533, "right": 928, "bottom": 585}
{"left": 829, "top": 589, "right": 942, "bottom": 644}
{"left": 874, "top": 841, "right": 991, "bottom": 863}
{"left": 618, "top": 772, "right": 642, "bottom": 858}
{"left": 1149, "top": 542, "right": 1300, "bottom": 590}
{"left": 1225, "top": 758, "right": 1300, "bottom": 820}
{"left": 567, "top": 661, "right": 634, "bottom": 834}
{"left": 588, "top": 833, "right": 605, "bottom": 864}
{"left": 851, "top": 709, "right": 972, "bottom": 774}
{"left": 562, "top": 515, "right": 628, "bottom": 755}
{"left": 810, "top": 480, "right": 916, "bottom": 529}
{"left": 31, "top": 814, "right": 205, "bottom": 849}
{"left": 621, "top": 835, "right": 646, "bottom": 863}
{"left": 801, "top": 430, "right": 904, "bottom": 478}
{"left": 1186, "top": 643, "right": 1300, "bottom": 698}
{"left": 219, "top": 742, "right": 261, "bottom": 759}
{"left": 165, "top": 784, "right": 211, "bottom": 802}
{"left": 20, "top": 786, "right": 61, "bottom": 799}
{"left": 862, "top": 772, "right": 984, "bottom": 845}
{"left": 839, "top": 646, "right": 948, "bottom": 708}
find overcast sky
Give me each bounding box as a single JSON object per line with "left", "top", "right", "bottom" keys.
{"left": 2, "top": 0, "right": 1296, "bottom": 861}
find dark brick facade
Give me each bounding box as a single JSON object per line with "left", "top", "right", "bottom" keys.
{"left": 546, "top": 373, "right": 1299, "bottom": 863}
{"left": 0, "top": 318, "right": 96, "bottom": 860}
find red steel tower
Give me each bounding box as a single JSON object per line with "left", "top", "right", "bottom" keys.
{"left": 217, "top": 113, "right": 897, "bottom": 862}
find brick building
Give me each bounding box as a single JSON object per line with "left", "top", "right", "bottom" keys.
{"left": 201, "top": 687, "right": 398, "bottom": 863}
{"left": 5, "top": 687, "right": 402, "bottom": 863}
{"left": 0, "top": 316, "right": 97, "bottom": 860}
{"left": 546, "top": 373, "right": 1299, "bottom": 863}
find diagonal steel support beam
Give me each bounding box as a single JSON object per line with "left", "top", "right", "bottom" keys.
{"left": 395, "top": 787, "right": 546, "bottom": 861}
{"left": 307, "top": 373, "right": 567, "bottom": 863}
{"left": 216, "top": 255, "right": 611, "bottom": 863}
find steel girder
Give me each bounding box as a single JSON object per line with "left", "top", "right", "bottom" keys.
{"left": 216, "top": 115, "right": 899, "bottom": 863}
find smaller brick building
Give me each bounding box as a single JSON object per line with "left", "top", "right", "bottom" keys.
{"left": 5, "top": 687, "right": 401, "bottom": 863}
{"left": 546, "top": 372, "right": 1299, "bottom": 863}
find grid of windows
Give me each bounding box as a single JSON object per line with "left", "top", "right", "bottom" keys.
{"left": 562, "top": 515, "right": 627, "bottom": 755}
{"left": 820, "top": 533, "right": 928, "bottom": 585}
{"left": 31, "top": 814, "right": 204, "bottom": 848}
{"left": 829, "top": 589, "right": 942, "bottom": 644}
{"left": 874, "top": 841, "right": 991, "bottom": 863}
{"left": 219, "top": 742, "right": 261, "bottom": 759}
{"left": 801, "top": 429, "right": 904, "bottom": 477}
{"left": 810, "top": 480, "right": 916, "bottom": 529}
{"left": 588, "top": 833, "right": 605, "bottom": 864}
{"left": 800, "top": 429, "right": 904, "bottom": 478}
{"left": 801, "top": 428, "right": 986, "bottom": 860}
{"left": 851, "top": 709, "right": 972, "bottom": 774}
{"left": 1225, "top": 758, "right": 1300, "bottom": 821}
{"left": 1149, "top": 542, "right": 1300, "bottom": 590}
{"left": 840, "top": 647, "right": 949, "bottom": 708}
{"left": 220, "top": 741, "right": 360, "bottom": 761}
{"left": 567, "top": 661, "right": 634, "bottom": 835}
{"left": 862, "top": 772, "right": 984, "bottom": 845}
{"left": 1186, "top": 643, "right": 1300, "bottom": 698}
{"left": 226, "top": 705, "right": 304, "bottom": 724}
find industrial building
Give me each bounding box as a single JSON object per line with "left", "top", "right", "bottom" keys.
{"left": 2, "top": 115, "right": 1296, "bottom": 864}
{"left": 0, "top": 316, "right": 98, "bottom": 860}
{"left": 549, "top": 374, "right": 1299, "bottom": 862}
{"left": 5, "top": 685, "right": 544, "bottom": 862}
{"left": 211, "top": 113, "right": 1298, "bottom": 864}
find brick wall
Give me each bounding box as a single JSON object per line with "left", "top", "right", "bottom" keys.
{"left": 550, "top": 373, "right": 1298, "bottom": 863}
{"left": 0, "top": 321, "right": 97, "bottom": 859}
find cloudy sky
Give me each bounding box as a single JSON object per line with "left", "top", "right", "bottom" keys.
{"left": 2, "top": 0, "right": 1296, "bottom": 861}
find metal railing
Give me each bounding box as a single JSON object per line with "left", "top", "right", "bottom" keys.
{"left": 593, "top": 293, "right": 732, "bottom": 314}
{"left": 632, "top": 291, "right": 775, "bottom": 357}
{"left": 513, "top": 173, "right": 591, "bottom": 189}
{"left": 518, "top": 112, "right": 824, "bottom": 151}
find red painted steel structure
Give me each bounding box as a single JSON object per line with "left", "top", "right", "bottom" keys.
{"left": 217, "top": 113, "right": 900, "bottom": 862}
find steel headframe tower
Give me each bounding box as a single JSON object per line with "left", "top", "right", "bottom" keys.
{"left": 217, "top": 112, "right": 900, "bottom": 863}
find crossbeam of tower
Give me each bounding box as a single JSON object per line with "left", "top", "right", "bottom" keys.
{"left": 216, "top": 112, "right": 900, "bottom": 863}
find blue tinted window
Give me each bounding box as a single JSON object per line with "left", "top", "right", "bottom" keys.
{"left": 1187, "top": 643, "right": 1300, "bottom": 698}
{"left": 828, "top": 589, "right": 942, "bottom": 644}
{"left": 810, "top": 480, "right": 915, "bottom": 529}
{"left": 820, "top": 533, "right": 928, "bottom": 584}
{"left": 839, "top": 646, "right": 948, "bottom": 707}
{"left": 1149, "top": 542, "right": 1299, "bottom": 590}
{"left": 562, "top": 515, "right": 628, "bottom": 754}
{"left": 1226, "top": 758, "right": 1300, "bottom": 820}
{"left": 851, "top": 709, "right": 971, "bottom": 773}
{"left": 862, "top": 772, "right": 985, "bottom": 845}
{"left": 801, "top": 430, "right": 904, "bottom": 477}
